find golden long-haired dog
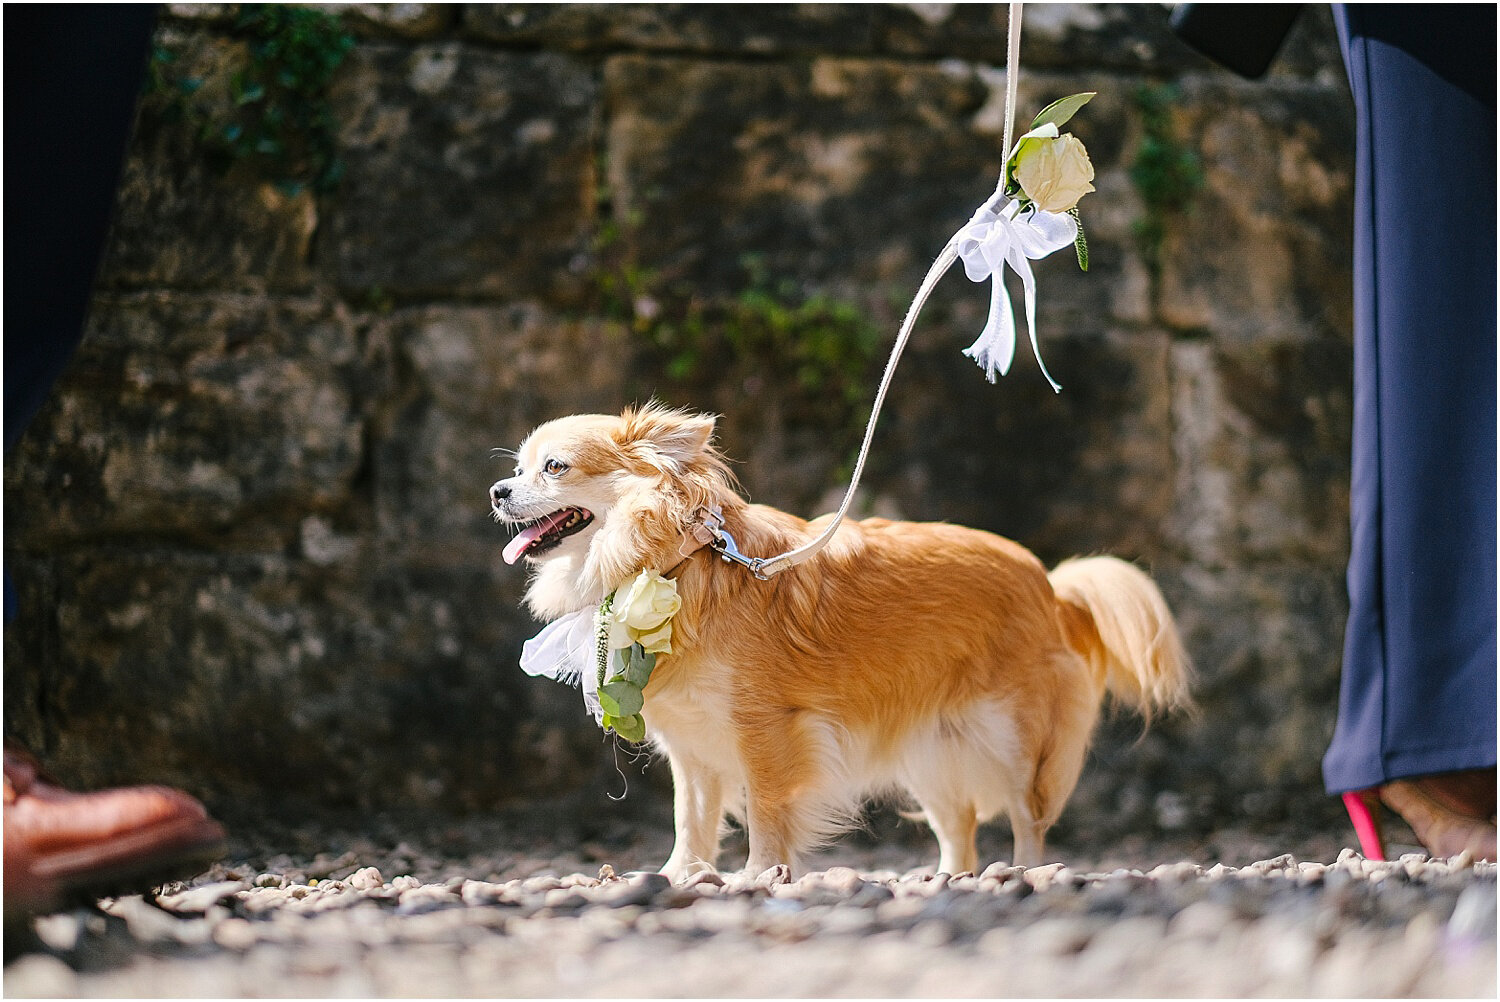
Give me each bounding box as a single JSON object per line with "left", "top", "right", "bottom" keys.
{"left": 491, "top": 404, "right": 1191, "bottom": 880}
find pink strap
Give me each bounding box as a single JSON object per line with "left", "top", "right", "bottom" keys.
{"left": 1342, "top": 790, "right": 1386, "bottom": 861}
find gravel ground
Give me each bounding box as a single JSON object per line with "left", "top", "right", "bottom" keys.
{"left": 5, "top": 813, "right": 1495, "bottom": 998}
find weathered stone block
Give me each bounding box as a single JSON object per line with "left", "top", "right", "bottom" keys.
{"left": 600, "top": 55, "right": 1150, "bottom": 330}
{"left": 1161, "top": 561, "right": 1346, "bottom": 820}
{"left": 4, "top": 293, "right": 366, "bottom": 552}
{"left": 321, "top": 44, "right": 599, "bottom": 301}
{"left": 873, "top": 2, "right": 1196, "bottom": 71}
{"left": 856, "top": 325, "right": 1176, "bottom": 565}
{"left": 100, "top": 27, "right": 320, "bottom": 292}
{"left": 1157, "top": 79, "right": 1355, "bottom": 343}
{"left": 603, "top": 54, "right": 1000, "bottom": 299}
{"left": 366, "top": 304, "right": 634, "bottom": 567}
{"left": 1168, "top": 338, "right": 1352, "bottom": 569}
{"left": 461, "top": 3, "right": 1261, "bottom": 77}
{"left": 463, "top": 4, "right": 878, "bottom": 55}
{"left": 338, "top": 4, "right": 456, "bottom": 40}
{"left": 1, "top": 549, "right": 573, "bottom": 811}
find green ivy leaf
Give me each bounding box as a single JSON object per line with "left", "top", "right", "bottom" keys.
{"left": 599, "top": 682, "right": 644, "bottom": 718}
{"left": 1031, "top": 92, "right": 1096, "bottom": 132}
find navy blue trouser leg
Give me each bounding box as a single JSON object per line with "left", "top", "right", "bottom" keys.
{"left": 1323, "top": 6, "right": 1498, "bottom": 793}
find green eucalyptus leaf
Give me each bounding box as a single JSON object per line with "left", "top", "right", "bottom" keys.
{"left": 624, "top": 646, "right": 657, "bottom": 687}
{"left": 599, "top": 681, "right": 644, "bottom": 718}
{"left": 613, "top": 713, "right": 647, "bottom": 743}
{"left": 1031, "top": 92, "right": 1096, "bottom": 131}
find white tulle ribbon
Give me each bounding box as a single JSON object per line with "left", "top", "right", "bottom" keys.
{"left": 520, "top": 608, "right": 603, "bottom": 723}
{"left": 953, "top": 194, "right": 1077, "bottom": 393}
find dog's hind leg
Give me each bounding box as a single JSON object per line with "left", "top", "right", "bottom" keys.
{"left": 1012, "top": 667, "right": 1098, "bottom": 869}
{"left": 1009, "top": 746, "right": 1085, "bottom": 868}
{"left": 660, "top": 751, "right": 724, "bottom": 883}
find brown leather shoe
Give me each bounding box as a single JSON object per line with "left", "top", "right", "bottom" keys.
{"left": 4, "top": 742, "right": 227, "bottom": 918}
{"left": 1379, "top": 768, "right": 1497, "bottom": 862}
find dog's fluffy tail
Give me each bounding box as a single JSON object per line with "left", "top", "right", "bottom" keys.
{"left": 1049, "top": 556, "right": 1193, "bottom": 721}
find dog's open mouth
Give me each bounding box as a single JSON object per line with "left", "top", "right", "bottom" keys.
{"left": 501, "top": 507, "right": 594, "bottom": 564}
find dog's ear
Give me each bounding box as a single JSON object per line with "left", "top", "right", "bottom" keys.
{"left": 618, "top": 405, "right": 716, "bottom": 472}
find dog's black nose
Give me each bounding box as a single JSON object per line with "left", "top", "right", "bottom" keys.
{"left": 490, "top": 483, "right": 510, "bottom": 505}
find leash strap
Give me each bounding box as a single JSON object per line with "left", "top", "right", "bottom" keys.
{"left": 719, "top": 3, "right": 1025, "bottom": 580}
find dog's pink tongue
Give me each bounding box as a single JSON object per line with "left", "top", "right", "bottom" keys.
{"left": 502, "top": 511, "right": 571, "bottom": 565}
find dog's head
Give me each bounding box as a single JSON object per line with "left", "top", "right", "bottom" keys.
{"left": 491, "top": 404, "right": 738, "bottom": 617}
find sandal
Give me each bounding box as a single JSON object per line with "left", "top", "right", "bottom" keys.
{"left": 1342, "top": 768, "right": 1497, "bottom": 862}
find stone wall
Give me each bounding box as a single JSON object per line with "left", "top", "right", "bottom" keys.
{"left": 5, "top": 4, "right": 1355, "bottom": 843}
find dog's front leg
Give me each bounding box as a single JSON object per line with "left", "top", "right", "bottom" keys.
{"left": 739, "top": 723, "right": 810, "bottom": 879}
{"left": 743, "top": 797, "right": 803, "bottom": 879}
{"left": 660, "top": 751, "right": 723, "bottom": 883}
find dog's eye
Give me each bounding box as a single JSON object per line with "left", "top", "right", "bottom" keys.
{"left": 543, "top": 458, "right": 569, "bottom": 477}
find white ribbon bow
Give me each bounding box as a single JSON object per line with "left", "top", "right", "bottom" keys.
{"left": 953, "top": 195, "right": 1076, "bottom": 393}
{"left": 520, "top": 608, "right": 604, "bottom": 723}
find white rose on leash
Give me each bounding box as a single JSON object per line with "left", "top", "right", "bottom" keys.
{"left": 1013, "top": 132, "right": 1095, "bottom": 213}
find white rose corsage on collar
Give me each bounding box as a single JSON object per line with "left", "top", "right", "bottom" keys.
{"left": 519, "top": 569, "right": 680, "bottom": 743}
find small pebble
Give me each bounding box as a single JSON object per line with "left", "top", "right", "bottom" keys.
{"left": 396, "top": 884, "right": 459, "bottom": 915}
{"left": 348, "top": 867, "right": 383, "bottom": 891}
{"left": 755, "top": 865, "right": 792, "bottom": 889}
{"left": 822, "top": 866, "right": 865, "bottom": 894}
{"left": 981, "top": 862, "right": 1025, "bottom": 881}
{"left": 155, "top": 880, "right": 249, "bottom": 914}
{"left": 541, "top": 888, "right": 589, "bottom": 910}
{"left": 521, "top": 875, "right": 564, "bottom": 894}
{"left": 32, "top": 913, "right": 83, "bottom": 953}
{"left": 212, "top": 918, "right": 259, "bottom": 951}
{"left": 595, "top": 872, "right": 670, "bottom": 908}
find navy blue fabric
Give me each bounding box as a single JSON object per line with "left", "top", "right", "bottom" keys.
{"left": 1323, "top": 6, "right": 1498, "bottom": 793}
{"left": 4, "top": 6, "right": 157, "bottom": 453}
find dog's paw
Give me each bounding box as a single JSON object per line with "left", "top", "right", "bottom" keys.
{"left": 680, "top": 869, "right": 726, "bottom": 891}
{"left": 721, "top": 863, "right": 793, "bottom": 895}
{"left": 660, "top": 859, "right": 719, "bottom": 886}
